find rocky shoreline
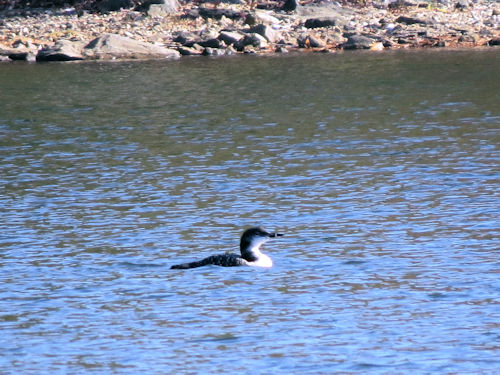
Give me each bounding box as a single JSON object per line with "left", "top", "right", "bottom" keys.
{"left": 1, "top": 0, "right": 499, "bottom": 62}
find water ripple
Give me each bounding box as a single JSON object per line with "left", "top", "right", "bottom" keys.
{"left": 1, "top": 51, "right": 499, "bottom": 374}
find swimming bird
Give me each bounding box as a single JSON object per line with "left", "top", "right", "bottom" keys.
{"left": 170, "top": 227, "right": 283, "bottom": 269}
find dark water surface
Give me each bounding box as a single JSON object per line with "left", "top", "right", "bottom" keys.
{"left": 1, "top": 50, "right": 499, "bottom": 374}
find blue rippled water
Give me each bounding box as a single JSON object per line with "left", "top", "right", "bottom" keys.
{"left": 1, "top": 50, "right": 499, "bottom": 373}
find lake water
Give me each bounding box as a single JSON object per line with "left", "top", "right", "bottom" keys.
{"left": 1, "top": 49, "right": 499, "bottom": 374}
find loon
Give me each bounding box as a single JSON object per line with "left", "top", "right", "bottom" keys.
{"left": 170, "top": 227, "right": 283, "bottom": 269}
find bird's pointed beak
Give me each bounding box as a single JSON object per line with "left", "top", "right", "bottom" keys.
{"left": 269, "top": 231, "right": 284, "bottom": 238}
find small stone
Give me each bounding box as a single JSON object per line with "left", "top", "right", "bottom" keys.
{"left": 388, "top": 0, "right": 417, "bottom": 9}
{"left": 304, "top": 17, "right": 338, "bottom": 29}
{"left": 148, "top": 4, "right": 167, "bottom": 18}
{"left": 218, "top": 31, "right": 245, "bottom": 46}
{"left": 247, "top": 24, "right": 279, "bottom": 43}
{"left": 202, "top": 47, "right": 226, "bottom": 56}
{"left": 173, "top": 31, "right": 198, "bottom": 46}
{"left": 12, "top": 39, "right": 28, "bottom": 48}
{"left": 370, "top": 42, "right": 384, "bottom": 51}
{"left": 342, "top": 34, "right": 376, "bottom": 49}
{"left": 282, "top": 0, "right": 299, "bottom": 12}
{"left": 238, "top": 33, "right": 268, "bottom": 50}
{"left": 253, "top": 10, "right": 280, "bottom": 25}
{"left": 178, "top": 46, "right": 203, "bottom": 56}
{"left": 98, "top": 0, "right": 133, "bottom": 13}
{"left": 395, "top": 16, "right": 429, "bottom": 25}
{"left": 455, "top": 0, "right": 469, "bottom": 10}
{"left": 147, "top": 0, "right": 180, "bottom": 17}
{"left": 198, "top": 8, "right": 244, "bottom": 21}
{"left": 458, "top": 33, "right": 478, "bottom": 43}
{"left": 198, "top": 38, "right": 221, "bottom": 49}
{"left": 489, "top": 37, "right": 500, "bottom": 46}
{"left": 245, "top": 13, "right": 257, "bottom": 26}
{"left": 9, "top": 52, "right": 36, "bottom": 61}
{"left": 275, "top": 45, "right": 288, "bottom": 53}
{"left": 297, "top": 34, "right": 325, "bottom": 48}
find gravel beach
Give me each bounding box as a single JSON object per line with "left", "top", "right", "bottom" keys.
{"left": 1, "top": 0, "right": 499, "bottom": 62}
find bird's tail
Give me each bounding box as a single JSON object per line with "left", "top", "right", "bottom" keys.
{"left": 170, "top": 259, "right": 209, "bottom": 269}
{"left": 170, "top": 254, "right": 244, "bottom": 269}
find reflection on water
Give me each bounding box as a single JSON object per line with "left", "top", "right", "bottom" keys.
{"left": 1, "top": 50, "right": 499, "bottom": 373}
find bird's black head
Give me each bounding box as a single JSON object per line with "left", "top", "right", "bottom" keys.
{"left": 239, "top": 227, "right": 283, "bottom": 260}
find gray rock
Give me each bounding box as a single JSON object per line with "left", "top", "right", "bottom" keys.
{"left": 84, "top": 34, "right": 180, "bottom": 60}
{"left": 218, "top": 31, "right": 245, "bottom": 45}
{"left": 275, "top": 45, "right": 289, "bottom": 53}
{"left": 148, "top": 4, "right": 167, "bottom": 17}
{"left": 236, "top": 33, "right": 268, "bottom": 50}
{"left": 198, "top": 8, "right": 244, "bottom": 20}
{"left": 304, "top": 17, "right": 338, "bottom": 29}
{"left": 252, "top": 10, "right": 280, "bottom": 25}
{"left": 161, "top": 0, "right": 179, "bottom": 13}
{"left": 388, "top": 0, "right": 417, "bottom": 9}
{"left": 200, "top": 29, "right": 219, "bottom": 39}
{"left": 244, "top": 13, "right": 257, "bottom": 26}
{"left": 1, "top": 45, "right": 36, "bottom": 61}
{"left": 479, "top": 28, "right": 493, "bottom": 37}
{"left": 395, "top": 16, "right": 429, "bottom": 25}
{"left": 178, "top": 45, "right": 203, "bottom": 56}
{"left": 489, "top": 37, "right": 500, "bottom": 46}
{"left": 146, "top": 0, "right": 179, "bottom": 17}
{"left": 282, "top": 0, "right": 299, "bottom": 12}
{"left": 198, "top": 38, "right": 221, "bottom": 48}
{"left": 9, "top": 52, "right": 36, "bottom": 61}
{"left": 297, "top": 34, "right": 325, "bottom": 48}
{"left": 36, "top": 40, "right": 84, "bottom": 62}
{"left": 202, "top": 46, "right": 236, "bottom": 56}
{"left": 458, "top": 33, "right": 478, "bottom": 43}
{"left": 455, "top": 0, "right": 469, "bottom": 10}
{"left": 98, "top": 0, "right": 133, "bottom": 13}
{"left": 296, "top": 2, "right": 354, "bottom": 20}
{"left": 246, "top": 24, "right": 280, "bottom": 43}
{"left": 173, "top": 31, "right": 198, "bottom": 46}
{"left": 328, "top": 32, "right": 347, "bottom": 46}
{"left": 342, "top": 34, "right": 376, "bottom": 49}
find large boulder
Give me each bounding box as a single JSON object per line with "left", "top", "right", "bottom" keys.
{"left": 83, "top": 34, "right": 180, "bottom": 60}
{"left": 36, "top": 40, "right": 84, "bottom": 62}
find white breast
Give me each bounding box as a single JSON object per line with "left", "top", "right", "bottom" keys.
{"left": 247, "top": 253, "right": 273, "bottom": 268}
